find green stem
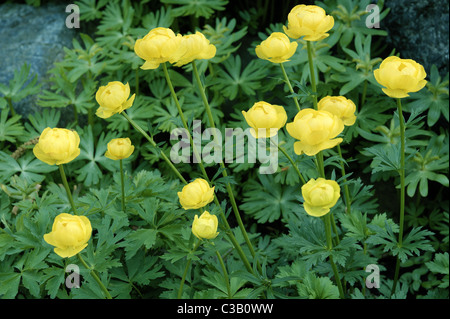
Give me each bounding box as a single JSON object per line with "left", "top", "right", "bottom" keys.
{"left": 121, "top": 111, "right": 187, "bottom": 184}
{"left": 279, "top": 63, "right": 301, "bottom": 112}
{"left": 72, "top": 104, "right": 79, "bottom": 126}
{"left": 178, "top": 239, "right": 202, "bottom": 299}
{"left": 276, "top": 143, "right": 306, "bottom": 185}
{"left": 215, "top": 249, "right": 232, "bottom": 298}
{"left": 77, "top": 253, "right": 112, "bottom": 299}
{"left": 191, "top": 61, "right": 258, "bottom": 263}
{"left": 162, "top": 62, "right": 254, "bottom": 274}
{"left": 7, "top": 97, "right": 16, "bottom": 117}
{"left": 135, "top": 68, "right": 140, "bottom": 96}
{"left": 58, "top": 164, "right": 77, "bottom": 215}
{"left": 391, "top": 98, "right": 406, "bottom": 297}
{"left": 120, "top": 159, "right": 126, "bottom": 213}
{"left": 306, "top": 41, "right": 318, "bottom": 110}
{"left": 337, "top": 144, "right": 352, "bottom": 215}
{"left": 324, "top": 214, "right": 345, "bottom": 298}
{"left": 360, "top": 79, "right": 368, "bottom": 109}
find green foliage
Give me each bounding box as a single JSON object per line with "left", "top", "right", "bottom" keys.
{"left": 0, "top": 0, "right": 447, "bottom": 301}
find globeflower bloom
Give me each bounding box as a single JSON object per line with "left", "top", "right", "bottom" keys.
{"left": 283, "top": 5, "right": 334, "bottom": 41}
{"left": 192, "top": 211, "right": 219, "bottom": 240}
{"left": 105, "top": 138, "right": 135, "bottom": 160}
{"left": 374, "top": 56, "right": 427, "bottom": 98}
{"left": 242, "top": 101, "right": 287, "bottom": 138}
{"left": 95, "top": 81, "right": 135, "bottom": 119}
{"left": 286, "top": 109, "right": 344, "bottom": 156}
{"left": 43, "top": 213, "right": 92, "bottom": 258}
{"left": 255, "top": 32, "right": 298, "bottom": 64}
{"left": 318, "top": 96, "right": 357, "bottom": 126}
{"left": 134, "top": 27, "right": 183, "bottom": 70}
{"left": 171, "top": 31, "right": 216, "bottom": 67}
{"left": 33, "top": 128, "right": 80, "bottom": 165}
{"left": 301, "top": 178, "right": 340, "bottom": 217}
{"left": 178, "top": 178, "right": 215, "bottom": 210}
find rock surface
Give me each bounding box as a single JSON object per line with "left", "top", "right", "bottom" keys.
{"left": 384, "top": 0, "right": 449, "bottom": 76}
{"left": 0, "top": 2, "right": 75, "bottom": 117}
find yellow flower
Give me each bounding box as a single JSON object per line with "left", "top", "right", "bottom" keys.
{"left": 178, "top": 178, "right": 215, "bottom": 210}
{"left": 105, "top": 138, "right": 135, "bottom": 160}
{"left": 33, "top": 128, "right": 80, "bottom": 165}
{"left": 255, "top": 32, "right": 298, "bottom": 64}
{"left": 318, "top": 96, "right": 357, "bottom": 126}
{"left": 374, "top": 56, "right": 427, "bottom": 98}
{"left": 134, "top": 27, "right": 183, "bottom": 70}
{"left": 242, "top": 101, "right": 287, "bottom": 138}
{"left": 283, "top": 5, "right": 334, "bottom": 41}
{"left": 171, "top": 32, "right": 216, "bottom": 67}
{"left": 43, "top": 213, "right": 92, "bottom": 258}
{"left": 286, "top": 108, "right": 344, "bottom": 156}
{"left": 192, "top": 211, "right": 219, "bottom": 240}
{"left": 301, "top": 178, "right": 340, "bottom": 217}
{"left": 95, "top": 81, "right": 136, "bottom": 119}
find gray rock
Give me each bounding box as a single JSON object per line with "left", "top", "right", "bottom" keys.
{"left": 384, "top": 0, "right": 449, "bottom": 76}
{"left": 0, "top": 2, "right": 75, "bottom": 118}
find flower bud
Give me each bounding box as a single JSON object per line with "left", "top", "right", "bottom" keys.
{"left": 134, "top": 27, "right": 183, "bottom": 70}
{"left": 301, "top": 178, "right": 340, "bottom": 217}
{"left": 286, "top": 108, "right": 344, "bottom": 156}
{"left": 192, "top": 211, "right": 219, "bottom": 240}
{"left": 33, "top": 127, "right": 80, "bottom": 165}
{"left": 95, "top": 81, "right": 136, "bottom": 119}
{"left": 255, "top": 32, "right": 298, "bottom": 64}
{"left": 105, "top": 138, "right": 135, "bottom": 160}
{"left": 171, "top": 32, "right": 216, "bottom": 67}
{"left": 374, "top": 56, "right": 427, "bottom": 98}
{"left": 283, "top": 5, "right": 334, "bottom": 41}
{"left": 43, "top": 213, "right": 92, "bottom": 258}
{"left": 178, "top": 178, "right": 215, "bottom": 210}
{"left": 318, "top": 96, "right": 357, "bottom": 126}
{"left": 242, "top": 101, "right": 287, "bottom": 138}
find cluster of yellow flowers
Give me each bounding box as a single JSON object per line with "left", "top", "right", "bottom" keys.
{"left": 35, "top": 3, "right": 428, "bottom": 259}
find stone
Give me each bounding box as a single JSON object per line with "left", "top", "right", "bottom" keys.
{"left": 383, "top": 0, "right": 449, "bottom": 76}
{"left": 0, "top": 2, "right": 75, "bottom": 118}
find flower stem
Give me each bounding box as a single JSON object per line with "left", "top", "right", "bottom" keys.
{"left": 337, "top": 144, "right": 352, "bottom": 215}
{"left": 391, "top": 98, "right": 406, "bottom": 297}
{"left": 119, "top": 159, "right": 126, "bottom": 213}
{"left": 77, "top": 253, "right": 112, "bottom": 299}
{"left": 121, "top": 111, "right": 187, "bottom": 184}
{"left": 7, "top": 97, "right": 16, "bottom": 117}
{"left": 58, "top": 164, "right": 78, "bottom": 215}
{"left": 215, "top": 249, "right": 232, "bottom": 298}
{"left": 324, "top": 214, "right": 345, "bottom": 299}
{"left": 178, "top": 239, "right": 202, "bottom": 299}
{"left": 275, "top": 142, "right": 306, "bottom": 185}
{"left": 191, "top": 61, "right": 258, "bottom": 264}
{"left": 306, "top": 41, "right": 318, "bottom": 110}
{"left": 279, "top": 63, "right": 301, "bottom": 112}
{"left": 162, "top": 62, "right": 253, "bottom": 274}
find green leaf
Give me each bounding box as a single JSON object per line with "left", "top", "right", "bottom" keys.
{"left": 297, "top": 272, "right": 339, "bottom": 299}
{"left": 0, "top": 108, "right": 25, "bottom": 143}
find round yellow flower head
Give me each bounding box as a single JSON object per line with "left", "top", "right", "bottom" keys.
{"left": 44, "top": 213, "right": 92, "bottom": 258}
{"left": 255, "top": 32, "right": 298, "bottom": 64}
{"left": 192, "top": 211, "right": 219, "bottom": 240}
{"left": 286, "top": 108, "right": 344, "bottom": 156}
{"left": 242, "top": 101, "right": 287, "bottom": 138}
{"left": 105, "top": 138, "right": 135, "bottom": 160}
{"left": 318, "top": 96, "right": 357, "bottom": 126}
{"left": 374, "top": 56, "right": 427, "bottom": 98}
{"left": 171, "top": 31, "right": 216, "bottom": 67}
{"left": 178, "top": 178, "right": 215, "bottom": 210}
{"left": 134, "top": 27, "right": 183, "bottom": 70}
{"left": 33, "top": 127, "right": 80, "bottom": 165}
{"left": 283, "top": 5, "right": 334, "bottom": 41}
{"left": 301, "top": 178, "right": 340, "bottom": 217}
{"left": 95, "top": 81, "right": 136, "bottom": 119}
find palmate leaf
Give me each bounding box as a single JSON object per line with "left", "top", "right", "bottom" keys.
{"left": 0, "top": 63, "right": 40, "bottom": 102}
{"left": 297, "top": 272, "right": 340, "bottom": 299}
{"left": 0, "top": 109, "right": 25, "bottom": 143}
{"left": 239, "top": 173, "right": 300, "bottom": 223}
{"left": 161, "top": 0, "right": 228, "bottom": 19}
